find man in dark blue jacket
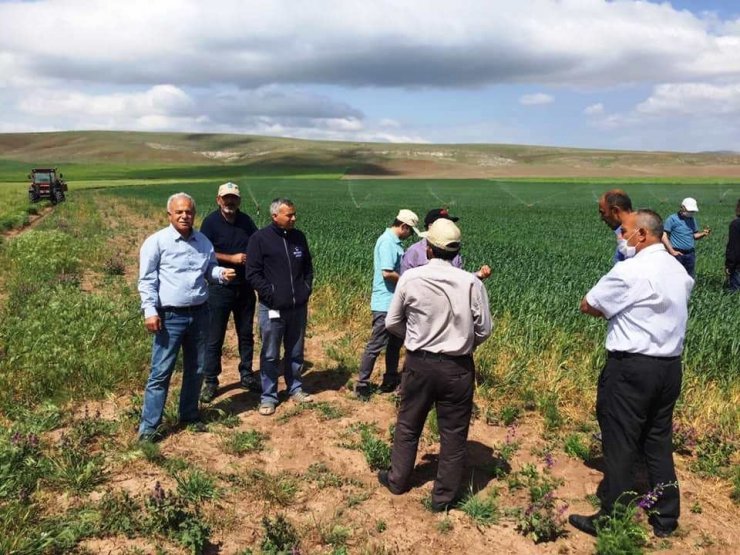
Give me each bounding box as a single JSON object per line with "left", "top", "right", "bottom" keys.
{"left": 246, "top": 198, "right": 314, "bottom": 415}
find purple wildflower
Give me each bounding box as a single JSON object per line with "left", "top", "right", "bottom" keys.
{"left": 638, "top": 484, "right": 665, "bottom": 510}
{"left": 544, "top": 453, "right": 555, "bottom": 469}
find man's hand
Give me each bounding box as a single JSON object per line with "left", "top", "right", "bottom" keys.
{"left": 476, "top": 265, "right": 492, "bottom": 280}
{"left": 144, "top": 315, "right": 161, "bottom": 333}
{"left": 221, "top": 268, "right": 237, "bottom": 282}
{"left": 231, "top": 253, "right": 247, "bottom": 265}
{"left": 580, "top": 296, "right": 605, "bottom": 318}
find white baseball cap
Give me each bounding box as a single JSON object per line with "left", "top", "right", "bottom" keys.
{"left": 396, "top": 209, "right": 423, "bottom": 236}
{"left": 681, "top": 197, "right": 699, "bottom": 212}
{"left": 426, "top": 218, "right": 462, "bottom": 252}
{"left": 217, "top": 182, "right": 240, "bottom": 197}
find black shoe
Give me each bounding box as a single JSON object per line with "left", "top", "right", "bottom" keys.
{"left": 138, "top": 430, "right": 163, "bottom": 443}
{"left": 652, "top": 523, "right": 677, "bottom": 538}
{"left": 182, "top": 420, "right": 207, "bottom": 433}
{"left": 379, "top": 378, "right": 400, "bottom": 393}
{"left": 354, "top": 385, "right": 371, "bottom": 400}
{"left": 377, "top": 470, "right": 391, "bottom": 489}
{"left": 569, "top": 513, "right": 600, "bottom": 537}
{"left": 240, "top": 373, "right": 261, "bottom": 392}
{"left": 200, "top": 382, "right": 218, "bottom": 403}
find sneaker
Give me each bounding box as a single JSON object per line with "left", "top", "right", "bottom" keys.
{"left": 258, "top": 402, "right": 276, "bottom": 416}
{"left": 138, "top": 430, "right": 163, "bottom": 443}
{"left": 200, "top": 382, "right": 218, "bottom": 403}
{"left": 291, "top": 390, "right": 313, "bottom": 404}
{"left": 240, "top": 373, "right": 261, "bottom": 392}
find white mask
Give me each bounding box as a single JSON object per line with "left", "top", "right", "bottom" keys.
{"left": 617, "top": 230, "right": 639, "bottom": 259}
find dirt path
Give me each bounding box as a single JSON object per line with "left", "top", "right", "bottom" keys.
{"left": 57, "top": 193, "right": 739, "bottom": 554}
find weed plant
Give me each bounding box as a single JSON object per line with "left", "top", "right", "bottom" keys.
{"left": 459, "top": 487, "right": 500, "bottom": 526}
{"left": 220, "top": 429, "right": 267, "bottom": 456}
{"left": 691, "top": 433, "right": 736, "bottom": 476}
{"left": 175, "top": 469, "right": 220, "bottom": 503}
{"left": 564, "top": 433, "right": 591, "bottom": 461}
{"left": 360, "top": 427, "right": 392, "bottom": 471}
{"left": 246, "top": 469, "right": 298, "bottom": 506}
{"left": 261, "top": 513, "right": 300, "bottom": 554}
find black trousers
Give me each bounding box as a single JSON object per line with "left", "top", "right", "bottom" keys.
{"left": 597, "top": 351, "right": 682, "bottom": 530}
{"left": 388, "top": 350, "right": 474, "bottom": 506}
{"left": 203, "top": 283, "right": 256, "bottom": 385}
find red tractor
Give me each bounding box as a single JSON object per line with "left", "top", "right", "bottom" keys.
{"left": 28, "top": 168, "right": 68, "bottom": 204}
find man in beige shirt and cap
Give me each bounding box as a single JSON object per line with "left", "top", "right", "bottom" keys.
{"left": 378, "top": 218, "right": 493, "bottom": 512}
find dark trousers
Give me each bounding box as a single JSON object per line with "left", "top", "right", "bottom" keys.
{"left": 726, "top": 268, "right": 740, "bottom": 292}
{"left": 676, "top": 251, "right": 696, "bottom": 278}
{"left": 357, "top": 311, "right": 403, "bottom": 388}
{"left": 388, "top": 350, "right": 474, "bottom": 506}
{"left": 203, "top": 283, "right": 256, "bottom": 385}
{"left": 596, "top": 352, "right": 682, "bottom": 530}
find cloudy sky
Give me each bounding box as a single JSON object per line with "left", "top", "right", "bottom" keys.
{"left": 1, "top": 0, "right": 740, "bottom": 151}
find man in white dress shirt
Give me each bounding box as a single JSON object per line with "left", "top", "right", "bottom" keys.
{"left": 570, "top": 209, "right": 694, "bottom": 538}
{"left": 377, "top": 218, "right": 493, "bottom": 512}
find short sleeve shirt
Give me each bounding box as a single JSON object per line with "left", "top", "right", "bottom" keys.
{"left": 200, "top": 210, "right": 258, "bottom": 284}
{"left": 371, "top": 228, "right": 404, "bottom": 312}
{"left": 585, "top": 244, "right": 694, "bottom": 357}
{"left": 664, "top": 213, "right": 698, "bottom": 251}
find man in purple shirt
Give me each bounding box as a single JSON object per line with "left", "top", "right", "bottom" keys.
{"left": 400, "top": 208, "right": 491, "bottom": 280}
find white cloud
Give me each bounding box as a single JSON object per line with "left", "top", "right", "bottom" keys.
{"left": 636, "top": 82, "right": 740, "bottom": 116}
{"left": 519, "top": 93, "right": 554, "bottom": 106}
{"left": 1, "top": 0, "right": 740, "bottom": 89}
{"left": 584, "top": 103, "right": 604, "bottom": 116}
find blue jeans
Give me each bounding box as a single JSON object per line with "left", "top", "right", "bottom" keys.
{"left": 203, "top": 283, "right": 256, "bottom": 385}
{"left": 138, "top": 306, "right": 208, "bottom": 437}
{"left": 258, "top": 303, "right": 307, "bottom": 405}
{"left": 676, "top": 251, "right": 696, "bottom": 278}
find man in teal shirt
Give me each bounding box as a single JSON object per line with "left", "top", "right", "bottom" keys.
{"left": 661, "top": 197, "right": 711, "bottom": 278}
{"left": 355, "top": 209, "right": 421, "bottom": 399}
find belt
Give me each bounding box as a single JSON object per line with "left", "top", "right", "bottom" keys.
{"left": 160, "top": 302, "right": 207, "bottom": 313}
{"left": 608, "top": 351, "right": 680, "bottom": 362}
{"left": 675, "top": 248, "right": 695, "bottom": 254}
{"left": 408, "top": 349, "right": 472, "bottom": 361}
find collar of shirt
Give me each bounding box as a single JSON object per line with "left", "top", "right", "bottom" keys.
{"left": 384, "top": 227, "right": 402, "bottom": 245}
{"left": 427, "top": 257, "right": 452, "bottom": 267}
{"left": 167, "top": 223, "right": 195, "bottom": 242}
{"left": 634, "top": 243, "right": 666, "bottom": 258}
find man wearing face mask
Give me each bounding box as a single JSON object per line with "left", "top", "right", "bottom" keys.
{"left": 571, "top": 209, "right": 694, "bottom": 539}
{"left": 661, "top": 197, "right": 711, "bottom": 278}
{"left": 597, "top": 190, "right": 633, "bottom": 264}
{"left": 199, "top": 182, "right": 259, "bottom": 403}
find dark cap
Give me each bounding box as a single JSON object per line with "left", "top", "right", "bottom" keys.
{"left": 424, "top": 208, "right": 459, "bottom": 229}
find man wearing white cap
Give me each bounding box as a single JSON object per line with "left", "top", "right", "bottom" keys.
{"left": 378, "top": 218, "right": 493, "bottom": 511}
{"left": 661, "top": 197, "right": 711, "bottom": 278}
{"left": 199, "top": 182, "right": 259, "bottom": 403}
{"left": 355, "top": 209, "right": 422, "bottom": 399}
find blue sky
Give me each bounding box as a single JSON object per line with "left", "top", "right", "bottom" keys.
{"left": 1, "top": 0, "right": 740, "bottom": 151}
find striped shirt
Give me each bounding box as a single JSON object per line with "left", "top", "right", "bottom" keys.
{"left": 586, "top": 243, "right": 694, "bottom": 357}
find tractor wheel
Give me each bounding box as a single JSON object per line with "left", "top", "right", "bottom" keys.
{"left": 29, "top": 190, "right": 38, "bottom": 202}
{"left": 53, "top": 189, "right": 65, "bottom": 204}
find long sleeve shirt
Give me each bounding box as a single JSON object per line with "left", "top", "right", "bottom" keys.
{"left": 138, "top": 225, "right": 224, "bottom": 318}
{"left": 386, "top": 258, "right": 492, "bottom": 356}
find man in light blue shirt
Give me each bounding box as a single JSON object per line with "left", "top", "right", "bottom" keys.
{"left": 355, "top": 209, "right": 421, "bottom": 399}
{"left": 661, "top": 197, "right": 711, "bottom": 278}
{"left": 137, "top": 193, "right": 235, "bottom": 442}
